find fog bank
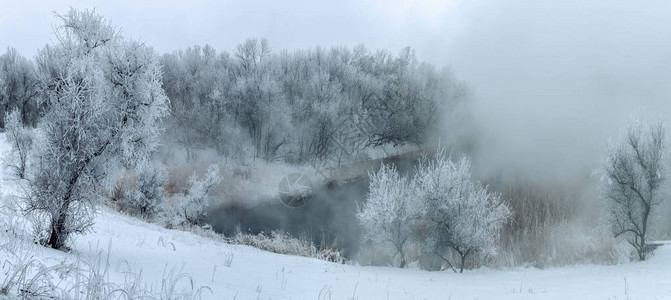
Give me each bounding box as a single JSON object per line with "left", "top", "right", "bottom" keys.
{"left": 438, "top": 1, "right": 671, "bottom": 183}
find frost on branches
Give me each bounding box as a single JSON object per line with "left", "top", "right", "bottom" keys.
{"left": 358, "top": 151, "right": 511, "bottom": 272}
{"left": 4, "top": 109, "right": 33, "bottom": 179}
{"left": 124, "top": 164, "right": 167, "bottom": 218}
{"left": 599, "top": 121, "right": 667, "bottom": 261}
{"left": 177, "top": 165, "right": 221, "bottom": 225}
{"left": 415, "top": 152, "right": 511, "bottom": 273}
{"left": 26, "top": 9, "right": 169, "bottom": 249}
{"left": 357, "top": 164, "right": 417, "bottom": 268}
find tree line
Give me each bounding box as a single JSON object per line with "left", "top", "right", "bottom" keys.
{"left": 2, "top": 38, "right": 467, "bottom": 166}
{"left": 160, "top": 41, "right": 467, "bottom": 165}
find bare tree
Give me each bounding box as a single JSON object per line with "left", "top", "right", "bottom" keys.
{"left": 28, "top": 9, "right": 168, "bottom": 249}
{"left": 599, "top": 121, "right": 666, "bottom": 260}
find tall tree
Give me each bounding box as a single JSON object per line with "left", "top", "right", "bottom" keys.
{"left": 599, "top": 121, "right": 666, "bottom": 260}
{"left": 28, "top": 9, "right": 168, "bottom": 249}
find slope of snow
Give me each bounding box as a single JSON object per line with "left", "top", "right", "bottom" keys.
{"left": 81, "top": 214, "right": 671, "bottom": 299}
{"left": 0, "top": 133, "right": 670, "bottom": 299}
{"left": 61, "top": 213, "right": 671, "bottom": 299}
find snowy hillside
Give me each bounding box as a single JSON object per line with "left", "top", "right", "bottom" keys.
{"left": 28, "top": 212, "right": 671, "bottom": 299}
{"left": 0, "top": 133, "right": 669, "bottom": 300}
{"left": 69, "top": 216, "right": 671, "bottom": 299}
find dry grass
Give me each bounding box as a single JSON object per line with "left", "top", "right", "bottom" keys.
{"left": 492, "top": 178, "right": 626, "bottom": 268}
{"left": 230, "top": 230, "right": 345, "bottom": 264}
{"left": 0, "top": 241, "right": 211, "bottom": 299}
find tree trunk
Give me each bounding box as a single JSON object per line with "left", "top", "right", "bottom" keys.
{"left": 48, "top": 211, "right": 68, "bottom": 249}
{"left": 433, "top": 250, "right": 457, "bottom": 273}
{"left": 397, "top": 247, "right": 406, "bottom": 268}
{"left": 458, "top": 249, "right": 470, "bottom": 273}
{"left": 639, "top": 233, "right": 647, "bottom": 261}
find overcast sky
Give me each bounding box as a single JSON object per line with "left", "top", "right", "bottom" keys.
{"left": 0, "top": 0, "right": 461, "bottom": 59}
{"left": 3, "top": 0, "right": 671, "bottom": 182}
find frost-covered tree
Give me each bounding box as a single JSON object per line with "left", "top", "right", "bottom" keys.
{"left": 599, "top": 121, "right": 666, "bottom": 261}
{"left": 27, "top": 9, "right": 168, "bottom": 249}
{"left": 357, "top": 164, "right": 417, "bottom": 268}
{"left": 357, "top": 152, "right": 511, "bottom": 272}
{"left": 4, "top": 109, "right": 33, "bottom": 179}
{"left": 234, "top": 38, "right": 271, "bottom": 73}
{"left": 125, "top": 164, "right": 167, "bottom": 218}
{"left": 231, "top": 39, "right": 293, "bottom": 161}
{"left": 415, "top": 152, "right": 511, "bottom": 273}
{"left": 0, "top": 48, "right": 42, "bottom": 128}
{"left": 178, "top": 165, "right": 221, "bottom": 225}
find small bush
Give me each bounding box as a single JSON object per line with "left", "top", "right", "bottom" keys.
{"left": 160, "top": 165, "right": 221, "bottom": 227}
{"left": 124, "top": 165, "right": 168, "bottom": 218}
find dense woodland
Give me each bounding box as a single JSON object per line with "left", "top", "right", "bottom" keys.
{"left": 1, "top": 38, "right": 466, "bottom": 163}
{"left": 160, "top": 41, "right": 466, "bottom": 165}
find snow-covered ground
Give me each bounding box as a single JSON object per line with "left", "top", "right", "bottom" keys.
{"left": 1, "top": 134, "right": 671, "bottom": 299}
{"left": 5, "top": 210, "right": 667, "bottom": 300}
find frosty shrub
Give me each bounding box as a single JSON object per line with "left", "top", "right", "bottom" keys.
{"left": 3, "top": 109, "right": 33, "bottom": 179}
{"left": 177, "top": 165, "right": 221, "bottom": 225}
{"left": 414, "top": 152, "right": 512, "bottom": 273}
{"left": 357, "top": 164, "right": 417, "bottom": 268}
{"left": 124, "top": 164, "right": 168, "bottom": 218}
{"left": 599, "top": 121, "right": 667, "bottom": 261}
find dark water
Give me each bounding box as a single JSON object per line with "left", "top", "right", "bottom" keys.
{"left": 208, "top": 179, "right": 369, "bottom": 258}
{"left": 207, "top": 151, "right": 425, "bottom": 258}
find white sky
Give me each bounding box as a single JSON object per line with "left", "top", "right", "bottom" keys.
{"left": 0, "top": 0, "right": 461, "bottom": 60}
{"left": 3, "top": 0, "right": 671, "bottom": 181}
